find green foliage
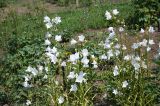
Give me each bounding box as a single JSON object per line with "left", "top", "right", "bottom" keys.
{"left": 127, "top": 0, "right": 160, "bottom": 29}
{"left": 0, "top": 0, "right": 7, "bottom": 8}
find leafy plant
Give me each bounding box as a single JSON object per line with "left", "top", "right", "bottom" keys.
{"left": 127, "top": 0, "right": 160, "bottom": 29}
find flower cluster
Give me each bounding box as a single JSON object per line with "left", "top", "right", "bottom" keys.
{"left": 21, "top": 9, "right": 158, "bottom": 106}
{"left": 105, "top": 9, "right": 119, "bottom": 20}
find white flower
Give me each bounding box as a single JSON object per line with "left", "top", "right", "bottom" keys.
{"left": 51, "top": 47, "right": 57, "bottom": 54}
{"left": 58, "top": 96, "right": 64, "bottom": 104}
{"left": 78, "top": 35, "right": 85, "bottom": 42}
{"left": 113, "top": 89, "right": 118, "bottom": 95}
{"left": 61, "top": 61, "right": 66, "bottom": 67}
{"left": 131, "top": 59, "right": 140, "bottom": 70}
{"left": 26, "top": 100, "right": 31, "bottom": 106}
{"left": 52, "top": 16, "right": 61, "bottom": 24}
{"left": 119, "top": 27, "right": 124, "bottom": 32}
{"left": 70, "top": 84, "right": 77, "bottom": 92}
{"left": 26, "top": 66, "right": 38, "bottom": 76}
{"left": 81, "top": 57, "right": 89, "bottom": 67}
{"left": 131, "top": 43, "right": 139, "bottom": 49}
{"left": 75, "top": 71, "right": 86, "bottom": 83}
{"left": 100, "top": 54, "right": 107, "bottom": 60}
{"left": 23, "top": 81, "right": 32, "bottom": 88}
{"left": 91, "top": 55, "right": 95, "bottom": 58}
{"left": 147, "top": 46, "right": 151, "bottom": 52}
{"left": 24, "top": 75, "right": 31, "bottom": 82}
{"left": 105, "top": 42, "right": 111, "bottom": 49}
{"left": 82, "top": 49, "right": 89, "bottom": 57}
{"left": 124, "top": 55, "right": 131, "bottom": 61}
{"left": 122, "top": 81, "right": 128, "bottom": 88}
{"left": 107, "top": 50, "right": 114, "bottom": 60}
{"left": 44, "top": 16, "right": 50, "bottom": 23}
{"left": 149, "top": 39, "right": 155, "bottom": 45}
{"left": 92, "top": 60, "right": 98, "bottom": 68}
{"left": 43, "top": 74, "right": 48, "bottom": 79}
{"left": 108, "top": 27, "right": 114, "bottom": 32}
{"left": 46, "top": 52, "right": 58, "bottom": 64}
{"left": 71, "top": 39, "right": 77, "bottom": 45}
{"left": 45, "top": 32, "right": 52, "bottom": 38}
{"left": 67, "top": 71, "right": 76, "bottom": 79}
{"left": 140, "top": 28, "right": 145, "bottom": 33}
{"left": 148, "top": 26, "right": 155, "bottom": 33}
{"left": 142, "top": 61, "right": 147, "bottom": 69}
{"left": 45, "top": 67, "right": 48, "bottom": 72}
{"left": 75, "top": 52, "right": 80, "bottom": 60}
{"left": 108, "top": 31, "right": 115, "bottom": 39}
{"left": 114, "top": 50, "right": 120, "bottom": 56}
{"left": 140, "top": 39, "right": 147, "bottom": 47}
{"left": 122, "top": 45, "right": 127, "bottom": 50}
{"left": 105, "top": 11, "right": 112, "bottom": 20}
{"left": 38, "top": 65, "right": 43, "bottom": 71}
{"left": 113, "top": 66, "right": 119, "bottom": 76}
{"left": 45, "top": 22, "right": 52, "bottom": 29}
{"left": 69, "top": 52, "right": 79, "bottom": 63}
{"left": 45, "top": 39, "right": 51, "bottom": 45}
{"left": 55, "top": 80, "right": 59, "bottom": 85}
{"left": 112, "top": 9, "right": 119, "bottom": 15}
{"left": 115, "top": 44, "right": 120, "bottom": 49}
{"left": 23, "top": 81, "right": 29, "bottom": 87}
{"left": 46, "top": 46, "right": 51, "bottom": 52}
{"left": 135, "top": 56, "right": 141, "bottom": 61}
{"left": 55, "top": 35, "right": 62, "bottom": 42}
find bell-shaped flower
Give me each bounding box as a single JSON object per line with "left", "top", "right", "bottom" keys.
{"left": 45, "top": 39, "right": 51, "bottom": 45}
{"left": 108, "top": 31, "right": 115, "bottom": 39}
{"left": 75, "top": 71, "right": 86, "bottom": 83}
{"left": 100, "top": 54, "right": 107, "bottom": 60}
{"left": 124, "top": 55, "right": 131, "bottom": 61}
{"left": 113, "top": 89, "right": 118, "bottom": 95}
{"left": 108, "top": 27, "right": 114, "bottom": 32}
{"left": 45, "top": 32, "right": 52, "bottom": 38}
{"left": 107, "top": 50, "right": 114, "bottom": 60}
{"left": 81, "top": 57, "right": 89, "bottom": 67}
{"left": 23, "top": 81, "right": 32, "bottom": 88}
{"left": 70, "top": 84, "right": 78, "bottom": 92}
{"left": 113, "top": 66, "right": 119, "bottom": 76}
{"left": 67, "top": 71, "right": 76, "bottom": 79}
{"left": 78, "top": 35, "right": 85, "bottom": 42}
{"left": 82, "top": 49, "right": 89, "bottom": 57}
{"left": 131, "top": 43, "right": 140, "bottom": 49}
{"left": 119, "top": 27, "right": 124, "bottom": 32}
{"left": 52, "top": 16, "right": 61, "bottom": 24}
{"left": 55, "top": 35, "right": 62, "bottom": 42}
{"left": 61, "top": 61, "right": 66, "bottom": 67}
{"left": 58, "top": 96, "right": 64, "bottom": 104}
{"left": 148, "top": 26, "right": 155, "bottom": 33}
{"left": 50, "top": 47, "right": 57, "bottom": 54}
{"left": 45, "top": 22, "right": 52, "bottom": 29}
{"left": 26, "top": 100, "right": 32, "bottom": 106}
{"left": 122, "top": 81, "right": 128, "bottom": 88}
{"left": 44, "top": 16, "right": 50, "bottom": 23}
{"left": 149, "top": 39, "right": 155, "bottom": 45}
{"left": 92, "top": 60, "right": 98, "bottom": 69}
{"left": 112, "top": 9, "right": 119, "bottom": 15}
{"left": 71, "top": 39, "right": 77, "bottom": 45}
{"left": 105, "top": 11, "right": 112, "bottom": 20}
{"left": 26, "top": 66, "right": 38, "bottom": 76}
{"left": 140, "top": 28, "right": 145, "bottom": 33}
{"left": 140, "top": 39, "right": 147, "bottom": 47}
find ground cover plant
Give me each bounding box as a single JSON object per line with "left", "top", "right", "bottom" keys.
{"left": 0, "top": 0, "right": 160, "bottom": 106}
